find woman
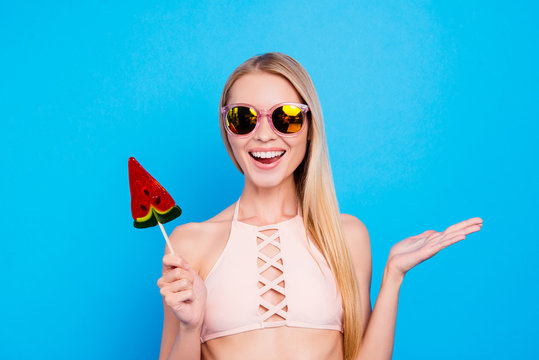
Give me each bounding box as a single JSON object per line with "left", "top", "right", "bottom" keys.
{"left": 157, "top": 52, "right": 482, "bottom": 360}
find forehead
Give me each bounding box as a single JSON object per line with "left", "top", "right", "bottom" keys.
{"left": 228, "top": 72, "right": 302, "bottom": 107}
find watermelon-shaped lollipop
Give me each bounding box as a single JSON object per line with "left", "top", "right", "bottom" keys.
{"left": 129, "top": 157, "right": 181, "bottom": 254}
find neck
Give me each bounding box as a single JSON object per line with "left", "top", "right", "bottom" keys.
{"left": 239, "top": 175, "right": 299, "bottom": 225}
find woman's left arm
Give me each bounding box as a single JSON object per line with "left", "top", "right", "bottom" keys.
{"left": 344, "top": 216, "right": 483, "bottom": 360}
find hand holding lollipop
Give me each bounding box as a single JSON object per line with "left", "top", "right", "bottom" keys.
{"left": 128, "top": 157, "right": 206, "bottom": 327}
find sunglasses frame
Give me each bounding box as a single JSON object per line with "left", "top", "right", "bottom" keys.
{"left": 221, "top": 102, "right": 309, "bottom": 138}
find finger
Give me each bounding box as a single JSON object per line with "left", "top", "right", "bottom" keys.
{"left": 444, "top": 217, "right": 483, "bottom": 233}
{"left": 160, "top": 278, "right": 192, "bottom": 296}
{"left": 163, "top": 254, "right": 189, "bottom": 270}
{"left": 460, "top": 224, "right": 482, "bottom": 236}
{"left": 438, "top": 233, "right": 467, "bottom": 250}
{"left": 426, "top": 222, "right": 481, "bottom": 257}
{"left": 157, "top": 267, "right": 193, "bottom": 288}
{"left": 422, "top": 230, "right": 438, "bottom": 239}
{"left": 413, "top": 230, "right": 437, "bottom": 239}
{"left": 442, "top": 223, "right": 482, "bottom": 240}
{"left": 159, "top": 267, "right": 194, "bottom": 285}
{"left": 437, "top": 220, "right": 482, "bottom": 246}
{"left": 165, "top": 290, "right": 194, "bottom": 307}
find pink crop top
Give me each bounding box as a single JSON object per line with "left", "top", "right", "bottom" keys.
{"left": 200, "top": 198, "right": 343, "bottom": 343}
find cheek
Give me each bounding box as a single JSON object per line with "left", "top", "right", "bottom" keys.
{"left": 289, "top": 138, "right": 309, "bottom": 165}
{"left": 227, "top": 134, "right": 240, "bottom": 154}
{"left": 227, "top": 136, "right": 248, "bottom": 166}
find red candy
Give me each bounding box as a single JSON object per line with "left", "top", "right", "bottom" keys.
{"left": 128, "top": 157, "right": 182, "bottom": 228}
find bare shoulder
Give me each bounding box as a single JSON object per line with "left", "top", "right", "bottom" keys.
{"left": 339, "top": 213, "right": 372, "bottom": 276}
{"left": 166, "top": 202, "right": 236, "bottom": 279}
{"left": 340, "top": 213, "right": 370, "bottom": 250}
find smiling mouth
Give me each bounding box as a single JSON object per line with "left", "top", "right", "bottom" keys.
{"left": 249, "top": 150, "right": 286, "bottom": 164}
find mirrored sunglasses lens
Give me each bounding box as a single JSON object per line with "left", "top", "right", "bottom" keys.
{"left": 272, "top": 105, "right": 303, "bottom": 134}
{"left": 226, "top": 106, "right": 257, "bottom": 135}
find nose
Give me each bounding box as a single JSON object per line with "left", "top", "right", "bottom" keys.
{"left": 253, "top": 113, "right": 277, "bottom": 142}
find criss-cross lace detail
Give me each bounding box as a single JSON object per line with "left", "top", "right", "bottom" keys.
{"left": 199, "top": 197, "right": 344, "bottom": 343}
{"left": 231, "top": 197, "right": 301, "bottom": 325}
{"left": 256, "top": 226, "right": 288, "bottom": 322}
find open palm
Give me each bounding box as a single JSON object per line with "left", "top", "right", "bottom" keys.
{"left": 388, "top": 217, "right": 483, "bottom": 276}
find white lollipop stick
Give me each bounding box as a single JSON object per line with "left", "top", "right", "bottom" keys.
{"left": 158, "top": 221, "right": 176, "bottom": 256}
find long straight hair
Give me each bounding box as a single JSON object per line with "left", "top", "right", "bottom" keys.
{"left": 218, "top": 53, "right": 362, "bottom": 359}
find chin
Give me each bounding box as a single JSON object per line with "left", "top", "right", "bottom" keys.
{"left": 244, "top": 167, "right": 296, "bottom": 189}
{"left": 247, "top": 173, "right": 287, "bottom": 188}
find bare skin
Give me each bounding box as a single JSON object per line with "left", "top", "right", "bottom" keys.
{"left": 156, "top": 71, "right": 483, "bottom": 359}
{"left": 158, "top": 203, "right": 370, "bottom": 360}
{"left": 158, "top": 205, "right": 481, "bottom": 360}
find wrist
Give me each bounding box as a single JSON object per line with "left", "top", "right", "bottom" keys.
{"left": 383, "top": 261, "right": 405, "bottom": 286}
{"left": 179, "top": 320, "right": 203, "bottom": 334}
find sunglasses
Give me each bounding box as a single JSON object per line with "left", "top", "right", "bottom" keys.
{"left": 221, "top": 102, "right": 309, "bottom": 137}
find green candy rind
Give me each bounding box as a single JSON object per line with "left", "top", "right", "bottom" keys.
{"left": 134, "top": 205, "right": 182, "bottom": 229}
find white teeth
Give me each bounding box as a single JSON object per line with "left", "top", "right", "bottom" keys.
{"left": 250, "top": 151, "right": 285, "bottom": 159}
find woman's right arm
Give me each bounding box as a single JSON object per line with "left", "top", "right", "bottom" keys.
{"left": 157, "top": 225, "right": 208, "bottom": 360}
{"left": 159, "top": 296, "right": 202, "bottom": 360}
{"left": 159, "top": 294, "right": 180, "bottom": 359}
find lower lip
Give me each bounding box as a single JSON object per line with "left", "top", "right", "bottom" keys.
{"left": 250, "top": 154, "right": 284, "bottom": 170}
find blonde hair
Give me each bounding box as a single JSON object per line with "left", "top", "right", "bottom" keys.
{"left": 218, "top": 52, "right": 362, "bottom": 359}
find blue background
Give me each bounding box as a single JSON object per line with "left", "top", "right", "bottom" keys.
{"left": 1, "top": 1, "right": 537, "bottom": 359}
